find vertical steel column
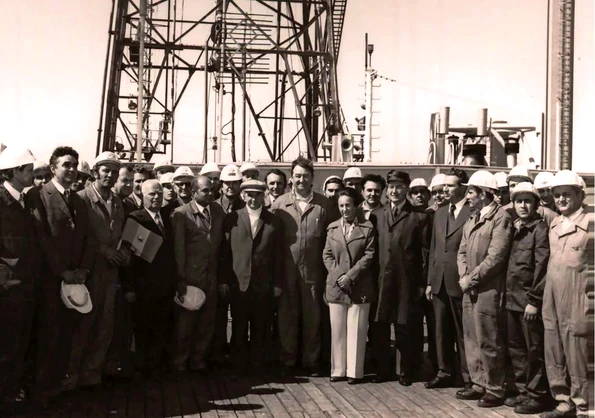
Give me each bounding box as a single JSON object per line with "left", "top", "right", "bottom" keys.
{"left": 137, "top": 0, "right": 147, "bottom": 162}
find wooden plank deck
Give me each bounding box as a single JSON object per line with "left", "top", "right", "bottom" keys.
{"left": 5, "top": 372, "right": 542, "bottom": 418}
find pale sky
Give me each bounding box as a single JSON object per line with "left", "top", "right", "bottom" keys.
{"left": 1, "top": 0, "right": 593, "bottom": 171}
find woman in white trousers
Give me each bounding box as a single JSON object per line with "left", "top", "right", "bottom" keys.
{"left": 322, "top": 188, "right": 377, "bottom": 384}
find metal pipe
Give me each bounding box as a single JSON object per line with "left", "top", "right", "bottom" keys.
{"left": 137, "top": 0, "right": 147, "bottom": 163}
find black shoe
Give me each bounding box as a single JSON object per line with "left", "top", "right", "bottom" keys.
{"left": 505, "top": 393, "right": 529, "bottom": 407}
{"left": 347, "top": 378, "right": 362, "bottom": 385}
{"left": 329, "top": 376, "right": 346, "bottom": 383}
{"left": 539, "top": 408, "right": 577, "bottom": 418}
{"left": 478, "top": 393, "right": 504, "bottom": 408}
{"left": 372, "top": 374, "right": 390, "bottom": 384}
{"left": 515, "top": 398, "right": 547, "bottom": 415}
{"left": 455, "top": 386, "right": 484, "bottom": 400}
{"left": 424, "top": 375, "right": 453, "bottom": 389}
{"left": 398, "top": 375, "right": 412, "bottom": 386}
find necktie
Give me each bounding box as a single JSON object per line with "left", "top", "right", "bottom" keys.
{"left": 18, "top": 193, "right": 24, "bottom": 209}
{"left": 64, "top": 190, "right": 74, "bottom": 214}
{"left": 449, "top": 204, "right": 456, "bottom": 222}
{"left": 154, "top": 213, "right": 165, "bottom": 234}
{"left": 203, "top": 207, "right": 211, "bottom": 227}
{"left": 392, "top": 205, "right": 399, "bottom": 219}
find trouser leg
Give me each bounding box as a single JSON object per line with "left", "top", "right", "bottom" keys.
{"left": 423, "top": 298, "right": 437, "bottom": 374}
{"left": 248, "top": 291, "right": 271, "bottom": 367}
{"left": 132, "top": 297, "right": 153, "bottom": 371}
{"left": 520, "top": 313, "right": 549, "bottom": 400}
{"left": 230, "top": 290, "right": 249, "bottom": 370}
{"left": 329, "top": 303, "right": 347, "bottom": 378}
{"left": 432, "top": 286, "right": 455, "bottom": 378}
{"left": 105, "top": 282, "right": 133, "bottom": 376}
{"left": 407, "top": 299, "right": 425, "bottom": 375}
{"left": 462, "top": 294, "right": 484, "bottom": 393}
{"left": 300, "top": 281, "right": 321, "bottom": 368}
{"left": 395, "top": 322, "right": 412, "bottom": 377}
{"left": 371, "top": 322, "right": 391, "bottom": 377}
{"left": 346, "top": 303, "right": 370, "bottom": 379}
{"left": 212, "top": 292, "right": 230, "bottom": 362}
{"left": 507, "top": 310, "right": 528, "bottom": 395}
{"left": 278, "top": 280, "right": 299, "bottom": 367}
{"left": 449, "top": 294, "right": 470, "bottom": 383}
{"left": 146, "top": 297, "right": 172, "bottom": 370}
{"left": 0, "top": 292, "right": 35, "bottom": 398}
{"left": 475, "top": 308, "right": 506, "bottom": 398}
{"left": 170, "top": 306, "right": 197, "bottom": 371}
{"left": 189, "top": 286, "right": 217, "bottom": 369}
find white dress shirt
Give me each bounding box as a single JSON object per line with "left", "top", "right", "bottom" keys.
{"left": 450, "top": 197, "right": 466, "bottom": 220}
{"left": 52, "top": 179, "right": 66, "bottom": 195}
{"left": 246, "top": 206, "right": 262, "bottom": 237}
{"left": 4, "top": 182, "right": 24, "bottom": 207}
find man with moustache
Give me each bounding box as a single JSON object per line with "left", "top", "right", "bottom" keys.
{"left": 0, "top": 146, "right": 43, "bottom": 408}
{"left": 369, "top": 170, "right": 431, "bottom": 385}
{"left": 425, "top": 168, "right": 472, "bottom": 390}
{"left": 65, "top": 152, "right": 128, "bottom": 389}
{"left": 123, "top": 180, "right": 175, "bottom": 380}
{"left": 114, "top": 164, "right": 135, "bottom": 216}
{"left": 27, "top": 146, "right": 95, "bottom": 406}
{"left": 170, "top": 176, "right": 225, "bottom": 374}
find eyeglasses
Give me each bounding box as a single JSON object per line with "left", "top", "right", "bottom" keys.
{"left": 174, "top": 182, "right": 192, "bottom": 188}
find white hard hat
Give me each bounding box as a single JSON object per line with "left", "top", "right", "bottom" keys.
{"left": 551, "top": 170, "right": 582, "bottom": 189}
{"left": 200, "top": 162, "right": 220, "bottom": 176}
{"left": 508, "top": 165, "right": 532, "bottom": 183}
{"left": 409, "top": 178, "right": 429, "bottom": 190}
{"left": 0, "top": 145, "right": 36, "bottom": 170}
{"left": 79, "top": 160, "right": 91, "bottom": 175}
{"left": 429, "top": 174, "right": 446, "bottom": 190}
{"left": 240, "top": 162, "right": 258, "bottom": 174}
{"left": 510, "top": 182, "right": 539, "bottom": 201}
{"left": 93, "top": 151, "right": 121, "bottom": 169}
{"left": 343, "top": 167, "right": 363, "bottom": 180}
{"left": 221, "top": 164, "right": 241, "bottom": 182}
{"left": 463, "top": 170, "right": 498, "bottom": 191}
{"left": 172, "top": 166, "right": 195, "bottom": 180}
{"left": 153, "top": 157, "right": 174, "bottom": 171}
{"left": 159, "top": 172, "right": 174, "bottom": 185}
{"left": 494, "top": 172, "right": 508, "bottom": 188}
{"left": 323, "top": 175, "right": 342, "bottom": 191}
{"left": 33, "top": 160, "right": 50, "bottom": 172}
{"left": 174, "top": 285, "right": 206, "bottom": 311}
{"left": 534, "top": 172, "right": 555, "bottom": 190}
{"left": 579, "top": 175, "right": 586, "bottom": 190}
{"left": 60, "top": 282, "right": 93, "bottom": 314}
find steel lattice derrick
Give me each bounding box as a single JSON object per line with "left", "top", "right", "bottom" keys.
{"left": 97, "top": 0, "right": 344, "bottom": 163}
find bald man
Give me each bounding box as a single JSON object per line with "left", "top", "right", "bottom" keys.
{"left": 122, "top": 180, "right": 175, "bottom": 379}
{"left": 170, "top": 176, "right": 226, "bottom": 374}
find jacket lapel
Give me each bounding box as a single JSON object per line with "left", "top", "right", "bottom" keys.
{"left": 447, "top": 203, "right": 471, "bottom": 237}
{"left": 238, "top": 208, "right": 253, "bottom": 239}
{"left": 45, "top": 181, "right": 73, "bottom": 220}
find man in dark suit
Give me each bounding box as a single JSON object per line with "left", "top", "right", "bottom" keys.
{"left": 27, "top": 146, "right": 95, "bottom": 406}
{"left": 170, "top": 175, "right": 225, "bottom": 374}
{"left": 113, "top": 164, "right": 135, "bottom": 216}
{"left": 122, "top": 180, "right": 175, "bottom": 379}
{"left": 369, "top": 170, "right": 431, "bottom": 385}
{"left": 219, "top": 180, "right": 283, "bottom": 372}
{"left": 0, "top": 146, "right": 43, "bottom": 406}
{"left": 124, "top": 165, "right": 150, "bottom": 211}
{"left": 424, "top": 168, "right": 472, "bottom": 389}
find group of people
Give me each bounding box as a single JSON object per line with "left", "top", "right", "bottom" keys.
{"left": 0, "top": 143, "right": 590, "bottom": 418}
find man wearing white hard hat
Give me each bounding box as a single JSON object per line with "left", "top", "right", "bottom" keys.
{"left": 323, "top": 175, "right": 343, "bottom": 203}
{"left": 343, "top": 167, "right": 363, "bottom": 205}
{"left": 427, "top": 173, "right": 447, "bottom": 213}
{"left": 503, "top": 182, "right": 550, "bottom": 414}
{"left": 152, "top": 157, "right": 175, "bottom": 180}
{"left": 159, "top": 172, "right": 177, "bottom": 206}
{"left": 456, "top": 170, "right": 513, "bottom": 407}
{"left": 0, "top": 145, "right": 43, "bottom": 404}
{"left": 426, "top": 168, "right": 473, "bottom": 391}
{"left": 501, "top": 166, "right": 558, "bottom": 228}
{"left": 219, "top": 179, "right": 283, "bottom": 371}
{"left": 200, "top": 162, "right": 221, "bottom": 199}
{"left": 212, "top": 164, "right": 245, "bottom": 363}
{"left": 541, "top": 170, "right": 592, "bottom": 418}
{"left": 533, "top": 172, "right": 557, "bottom": 213}
{"left": 493, "top": 172, "right": 510, "bottom": 206}
{"left": 33, "top": 160, "right": 52, "bottom": 189}
{"left": 121, "top": 179, "right": 176, "bottom": 379}
{"left": 240, "top": 162, "right": 259, "bottom": 182}
{"left": 27, "top": 146, "right": 95, "bottom": 405}
{"left": 163, "top": 166, "right": 195, "bottom": 221}
{"left": 170, "top": 175, "right": 226, "bottom": 374}
{"left": 408, "top": 178, "right": 431, "bottom": 210}
{"left": 71, "top": 160, "right": 92, "bottom": 193}
{"left": 66, "top": 151, "right": 128, "bottom": 389}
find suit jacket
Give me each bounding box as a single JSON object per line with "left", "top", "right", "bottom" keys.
{"left": 323, "top": 216, "right": 376, "bottom": 305}
{"left": 428, "top": 202, "right": 472, "bottom": 297}
{"left": 370, "top": 200, "right": 431, "bottom": 324}
{"left": 219, "top": 207, "right": 284, "bottom": 293}
{"left": 0, "top": 185, "right": 43, "bottom": 295}
{"left": 122, "top": 208, "right": 175, "bottom": 298}
{"left": 216, "top": 195, "right": 245, "bottom": 214}
{"left": 172, "top": 200, "right": 225, "bottom": 290}
{"left": 122, "top": 196, "right": 138, "bottom": 217}
{"left": 26, "top": 181, "right": 96, "bottom": 282}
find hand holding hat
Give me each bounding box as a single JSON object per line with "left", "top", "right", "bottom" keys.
{"left": 0, "top": 265, "right": 20, "bottom": 291}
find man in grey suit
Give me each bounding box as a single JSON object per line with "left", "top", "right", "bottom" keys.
{"left": 170, "top": 175, "right": 225, "bottom": 374}
{"left": 425, "top": 168, "right": 472, "bottom": 389}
